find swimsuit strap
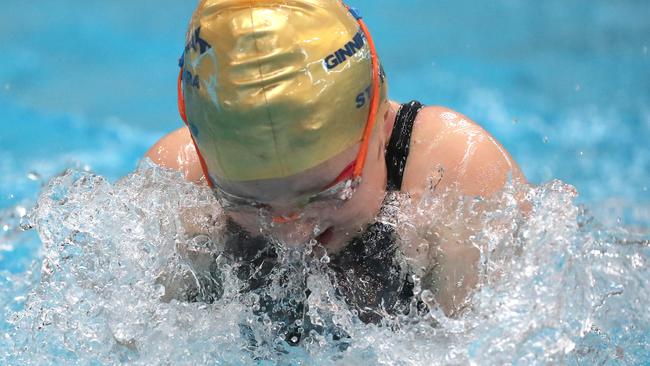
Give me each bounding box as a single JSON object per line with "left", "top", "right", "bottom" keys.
{"left": 385, "top": 100, "right": 424, "bottom": 191}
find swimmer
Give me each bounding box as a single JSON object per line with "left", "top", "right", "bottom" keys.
{"left": 147, "top": 0, "right": 525, "bottom": 319}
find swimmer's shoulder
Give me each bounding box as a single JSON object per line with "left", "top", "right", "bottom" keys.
{"left": 401, "top": 105, "right": 526, "bottom": 198}
{"left": 146, "top": 127, "right": 207, "bottom": 184}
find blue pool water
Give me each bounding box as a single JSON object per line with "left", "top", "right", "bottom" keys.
{"left": 1, "top": 0, "right": 649, "bottom": 364}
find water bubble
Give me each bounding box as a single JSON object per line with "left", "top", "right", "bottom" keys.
{"left": 320, "top": 255, "right": 330, "bottom": 264}
{"left": 291, "top": 250, "right": 302, "bottom": 261}
{"left": 420, "top": 290, "right": 435, "bottom": 306}
{"left": 575, "top": 84, "right": 582, "bottom": 91}
{"left": 263, "top": 317, "right": 272, "bottom": 327}
{"left": 3, "top": 83, "right": 10, "bottom": 91}
{"left": 2, "top": 225, "right": 8, "bottom": 232}
{"left": 543, "top": 136, "right": 549, "bottom": 144}
{"left": 643, "top": 45, "right": 648, "bottom": 55}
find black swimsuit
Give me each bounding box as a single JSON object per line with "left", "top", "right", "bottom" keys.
{"left": 216, "top": 100, "right": 424, "bottom": 344}
{"left": 328, "top": 100, "right": 424, "bottom": 323}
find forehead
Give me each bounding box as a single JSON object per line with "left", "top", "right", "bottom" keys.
{"left": 216, "top": 143, "right": 359, "bottom": 202}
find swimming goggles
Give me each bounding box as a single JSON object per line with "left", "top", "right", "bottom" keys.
{"left": 213, "top": 158, "right": 360, "bottom": 224}
{"left": 177, "top": 3, "right": 381, "bottom": 224}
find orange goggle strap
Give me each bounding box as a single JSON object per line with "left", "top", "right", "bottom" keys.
{"left": 176, "top": 4, "right": 380, "bottom": 190}
{"left": 177, "top": 68, "right": 214, "bottom": 188}
{"left": 348, "top": 7, "right": 381, "bottom": 179}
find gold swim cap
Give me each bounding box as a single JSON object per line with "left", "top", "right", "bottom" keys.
{"left": 180, "top": 0, "right": 387, "bottom": 182}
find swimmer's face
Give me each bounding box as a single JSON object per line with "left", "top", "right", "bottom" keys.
{"left": 216, "top": 144, "right": 361, "bottom": 245}
{"left": 215, "top": 98, "right": 392, "bottom": 248}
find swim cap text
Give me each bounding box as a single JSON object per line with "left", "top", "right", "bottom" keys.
{"left": 185, "top": 26, "right": 212, "bottom": 55}
{"left": 324, "top": 31, "right": 365, "bottom": 70}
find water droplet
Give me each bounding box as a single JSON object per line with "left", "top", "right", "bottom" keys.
{"left": 320, "top": 255, "right": 330, "bottom": 264}
{"left": 3, "top": 84, "right": 10, "bottom": 91}
{"left": 154, "top": 284, "right": 165, "bottom": 298}
{"left": 579, "top": 151, "right": 584, "bottom": 157}
{"left": 420, "top": 289, "right": 435, "bottom": 305}
{"left": 543, "top": 136, "right": 549, "bottom": 144}
{"left": 643, "top": 45, "right": 648, "bottom": 55}
{"left": 15, "top": 206, "right": 27, "bottom": 218}
{"left": 13, "top": 295, "right": 25, "bottom": 302}
{"left": 26, "top": 171, "right": 41, "bottom": 181}
{"left": 2, "top": 225, "right": 8, "bottom": 232}
{"left": 631, "top": 253, "right": 644, "bottom": 269}
{"left": 19, "top": 220, "right": 33, "bottom": 231}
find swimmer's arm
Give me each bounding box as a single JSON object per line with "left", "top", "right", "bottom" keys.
{"left": 145, "top": 127, "right": 207, "bottom": 185}
{"left": 146, "top": 128, "right": 228, "bottom": 238}
{"left": 401, "top": 106, "right": 526, "bottom": 316}
{"left": 405, "top": 106, "right": 526, "bottom": 197}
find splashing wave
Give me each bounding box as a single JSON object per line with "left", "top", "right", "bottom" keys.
{"left": 0, "top": 161, "right": 647, "bottom": 365}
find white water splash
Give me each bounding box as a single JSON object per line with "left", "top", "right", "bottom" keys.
{"left": 0, "top": 161, "right": 647, "bottom": 365}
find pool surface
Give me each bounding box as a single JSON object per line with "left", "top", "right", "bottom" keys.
{"left": 1, "top": 0, "right": 649, "bottom": 364}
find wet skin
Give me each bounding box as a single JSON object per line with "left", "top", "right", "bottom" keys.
{"left": 147, "top": 100, "right": 526, "bottom": 314}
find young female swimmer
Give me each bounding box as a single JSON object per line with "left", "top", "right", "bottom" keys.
{"left": 147, "top": 0, "right": 525, "bottom": 320}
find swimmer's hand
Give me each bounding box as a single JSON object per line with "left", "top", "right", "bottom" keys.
{"left": 158, "top": 195, "right": 228, "bottom": 303}
{"left": 181, "top": 203, "right": 227, "bottom": 261}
